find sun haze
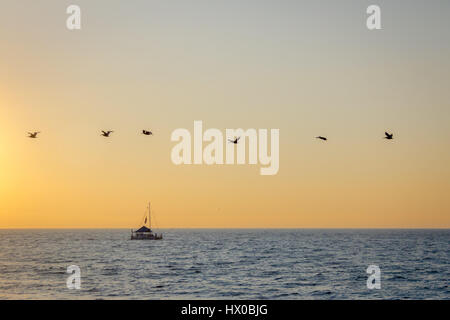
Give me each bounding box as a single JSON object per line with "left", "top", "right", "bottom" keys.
{"left": 1, "top": 1, "right": 450, "bottom": 228}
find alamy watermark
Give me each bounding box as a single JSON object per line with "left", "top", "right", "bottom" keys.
{"left": 66, "top": 265, "right": 81, "bottom": 290}
{"left": 66, "top": 5, "right": 81, "bottom": 30}
{"left": 64, "top": 4, "right": 380, "bottom": 31}
{"left": 170, "top": 121, "right": 280, "bottom": 175}
{"left": 367, "top": 5, "right": 382, "bottom": 30}
{"left": 366, "top": 265, "right": 381, "bottom": 289}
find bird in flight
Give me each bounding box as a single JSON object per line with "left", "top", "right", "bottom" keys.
{"left": 101, "top": 131, "right": 114, "bottom": 137}
{"left": 316, "top": 136, "right": 327, "bottom": 141}
{"left": 28, "top": 132, "right": 40, "bottom": 139}
{"left": 228, "top": 137, "right": 240, "bottom": 144}
{"left": 142, "top": 130, "right": 153, "bottom": 136}
{"left": 384, "top": 132, "right": 393, "bottom": 140}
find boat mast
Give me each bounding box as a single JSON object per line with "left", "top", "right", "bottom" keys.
{"left": 148, "top": 202, "right": 151, "bottom": 229}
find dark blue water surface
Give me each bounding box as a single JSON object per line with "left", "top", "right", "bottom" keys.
{"left": 0, "top": 229, "right": 448, "bottom": 299}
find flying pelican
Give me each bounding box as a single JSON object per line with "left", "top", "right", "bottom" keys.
{"left": 384, "top": 132, "right": 393, "bottom": 140}
{"left": 101, "top": 130, "right": 114, "bottom": 137}
{"left": 28, "top": 132, "right": 40, "bottom": 138}
{"left": 142, "top": 130, "right": 153, "bottom": 136}
{"left": 228, "top": 137, "right": 240, "bottom": 144}
{"left": 316, "top": 136, "right": 327, "bottom": 141}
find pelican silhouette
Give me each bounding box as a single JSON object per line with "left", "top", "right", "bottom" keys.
{"left": 142, "top": 130, "right": 153, "bottom": 136}
{"left": 228, "top": 137, "right": 240, "bottom": 144}
{"left": 101, "top": 131, "right": 114, "bottom": 137}
{"left": 384, "top": 132, "right": 393, "bottom": 140}
{"left": 316, "top": 136, "right": 327, "bottom": 141}
{"left": 28, "top": 132, "right": 40, "bottom": 138}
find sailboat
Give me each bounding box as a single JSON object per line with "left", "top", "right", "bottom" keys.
{"left": 130, "top": 202, "right": 163, "bottom": 240}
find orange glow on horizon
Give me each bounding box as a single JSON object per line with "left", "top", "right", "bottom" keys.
{"left": 1, "top": 1, "right": 449, "bottom": 229}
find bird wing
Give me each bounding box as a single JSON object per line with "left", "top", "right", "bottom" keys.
{"left": 385, "top": 132, "right": 390, "bottom": 137}
{"left": 236, "top": 137, "right": 240, "bottom": 141}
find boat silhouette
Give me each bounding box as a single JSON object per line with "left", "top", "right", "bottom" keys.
{"left": 131, "top": 202, "right": 163, "bottom": 240}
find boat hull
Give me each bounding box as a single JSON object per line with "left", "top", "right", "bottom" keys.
{"left": 130, "top": 233, "right": 163, "bottom": 240}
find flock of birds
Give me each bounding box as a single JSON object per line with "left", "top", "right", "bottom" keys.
{"left": 316, "top": 132, "right": 394, "bottom": 141}
{"left": 27, "top": 130, "right": 153, "bottom": 139}
{"left": 27, "top": 131, "right": 394, "bottom": 141}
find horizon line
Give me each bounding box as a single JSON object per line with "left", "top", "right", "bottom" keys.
{"left": 0, "top": 227, "right": 449, "bottom": 230}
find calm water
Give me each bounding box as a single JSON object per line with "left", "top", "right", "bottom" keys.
{"left": 0, "top": 229, "right": 448, "bottom": 299}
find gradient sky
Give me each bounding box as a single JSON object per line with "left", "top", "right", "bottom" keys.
{"left": 1, "top": 0, "right": 450, "bottom": 228}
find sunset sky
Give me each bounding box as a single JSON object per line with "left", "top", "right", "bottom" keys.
{"left": 1, "top": 0, "right": 449, "bottom": 228}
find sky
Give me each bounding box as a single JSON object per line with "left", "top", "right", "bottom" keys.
{"left": 1, "top": 0, "right": 450, "bottom": 228}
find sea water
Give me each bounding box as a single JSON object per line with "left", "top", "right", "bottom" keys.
{"left": 0, "top": 229, "right": 448, "bottom": 299}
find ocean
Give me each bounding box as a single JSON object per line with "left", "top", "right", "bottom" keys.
{"left": 0, "top": 229, "right": 448, "bottom": 300}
